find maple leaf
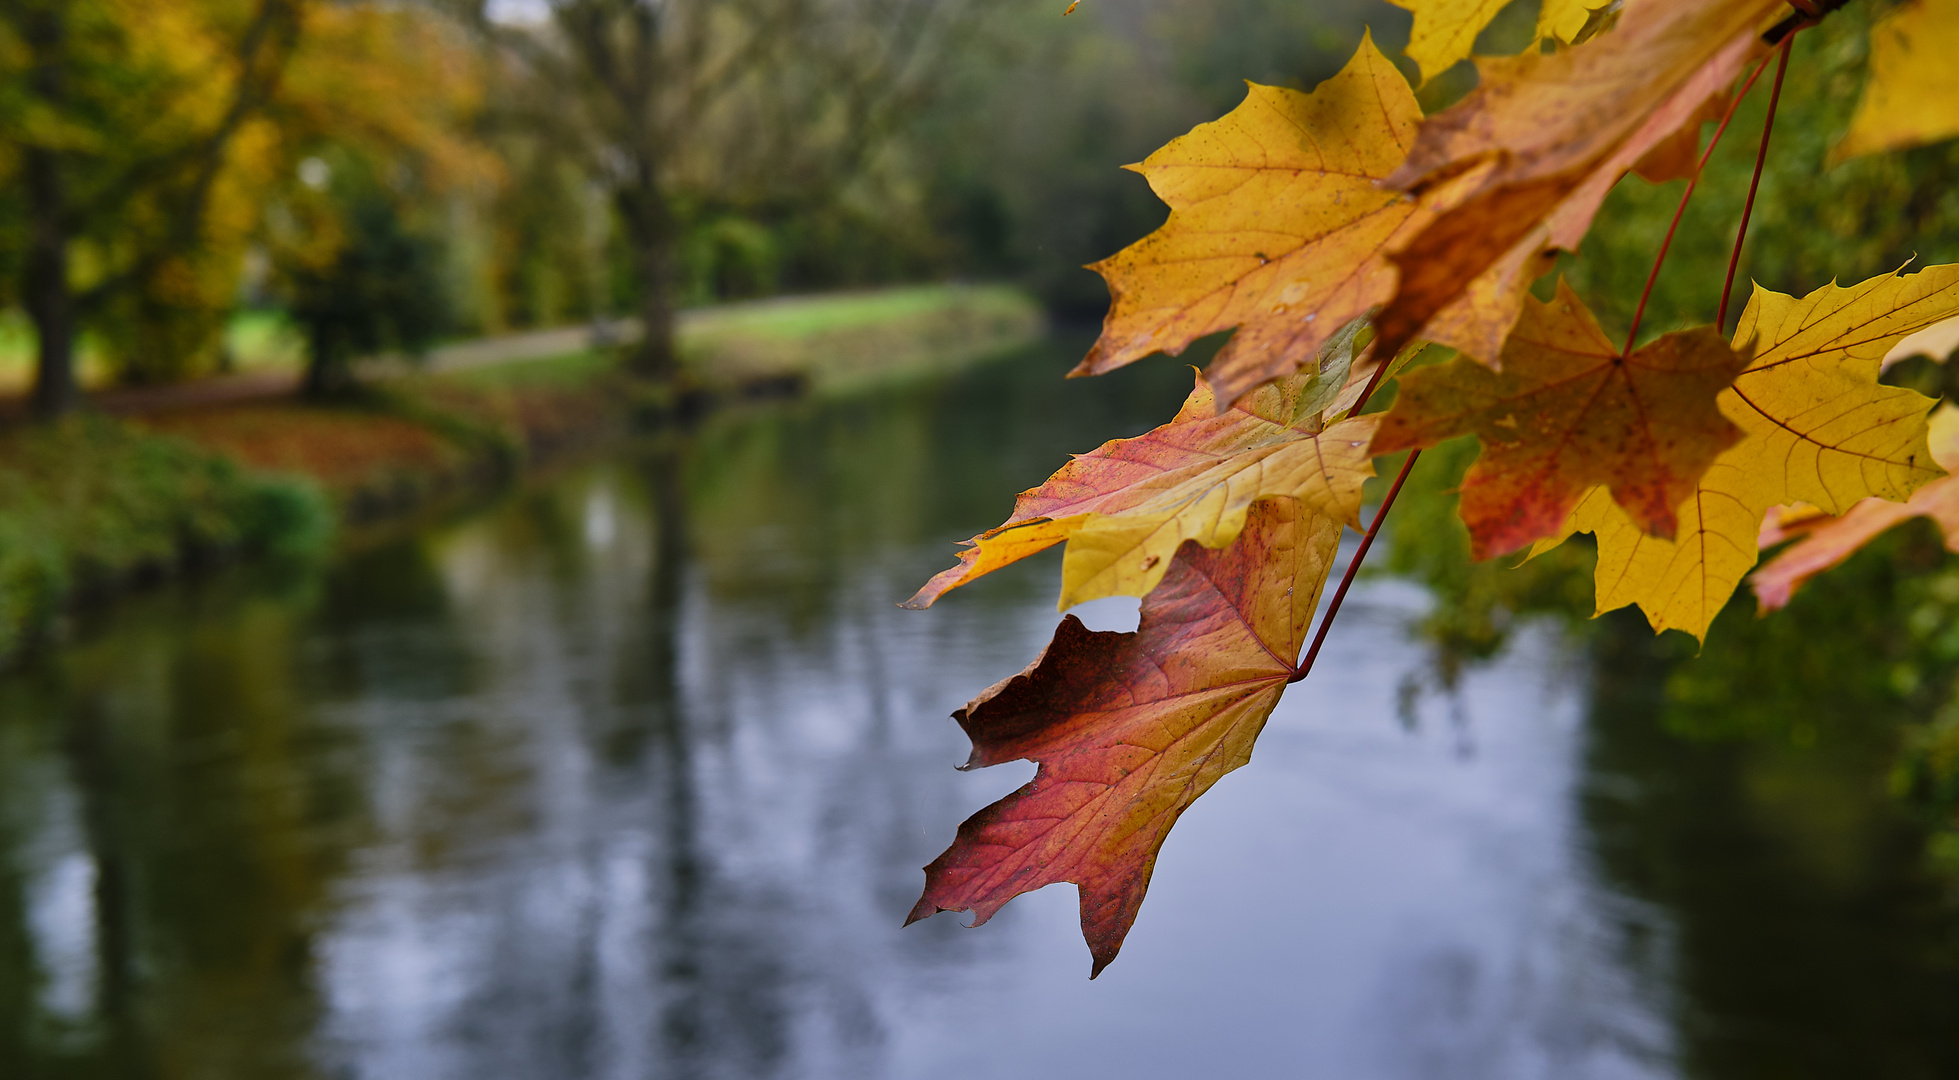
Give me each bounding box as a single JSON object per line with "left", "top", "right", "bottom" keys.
{"left": 1388, "top": 0, "right": 1623, "bottom": 86}
{"left": 1888, "top": 316, "right": 1959, "bottom": 366}
{"left": 1387, "top": 0, "right": 1510, "bottom": 86}
{"left": 1537, "top": 0, "right": 1606, "bottom": 45}
{"left": 1632, "top": 88, "right": 1730, "bottom": 184}
{"left": 1834, "top": 0, "right": 1959, "bottom": 162}
{"left": 1074, "top": 33, "right": 1443, "bottom": 409}
{"left": 906, "top": 496, "right": 1341, "bottom": 977}
{"left": 1371, "top": 280, "right": 1745, "bottom": 560}
{"left": 1372, "top": 0, "right": 1784, "bottom": 365}
{"left": 1534, "top": 266, "right": 1959, "bottom": 640}
{"left": 903, "top": 356, "right": 1377, "bottom": 611}
{"left": 1752, "top": 406, "right": 1959, "bottom": 611}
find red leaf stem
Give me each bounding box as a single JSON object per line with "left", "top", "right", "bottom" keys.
{"left": 1290, "top": 447, "right": 1421, "bottom": 683}
{"left": 1621, "top": 51, "right": 1777, "bottom": 358}
{"left": 1718, "top": 33, "right": 1796, "bottom": 333}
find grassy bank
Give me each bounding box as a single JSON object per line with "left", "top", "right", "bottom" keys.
{"left": 680, "top": 284, "right": 1044, "bottom": 395}
{"left": 0, "top": 285, "right": 1043, "bottom": 662}
{"left": 0, "top": 418, "right": 331, "bottom": 659}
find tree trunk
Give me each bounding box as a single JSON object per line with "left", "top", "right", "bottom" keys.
{"left": 301, "top": 321, "right": 351, "bottom": 399}
{"left": 616, "top": 170, "right": 679, "bottom": 386}
{"left": 22, "top": 3, "right": 77, "bottom": 420}
{"left": 25, "top": 147, "right": 77, "bottom": 420}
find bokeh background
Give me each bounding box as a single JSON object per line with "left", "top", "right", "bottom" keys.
{"left": 4, "top": 1, "right": 1959, "bottom": 1077}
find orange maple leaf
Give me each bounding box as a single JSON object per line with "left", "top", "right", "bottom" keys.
{"left": 907, "top": 496, "right": 1341, "bottom": 976}
{"left": 1372, "top": 280, "right": 1746, "bottom": 559}
{"left": 1372, "top": 0, "right": 1785, "bottom": 365}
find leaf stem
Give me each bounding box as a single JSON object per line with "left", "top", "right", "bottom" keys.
{"left": 1620, "top": 51, "right": 1777, "bottom": 358}
{"left": 1343, "top": 348, "right": 1396, "bottom": 423}
{"left": 1718, "top": 33, "right": 1795, "bottom": 334}
{"left": 1765, "top": 0, "right": 1844, "bottom": 45}
{"left": 1290, "top": 448, "right": 1421, "bottom": 684}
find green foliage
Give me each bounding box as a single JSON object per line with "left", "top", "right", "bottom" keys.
{"left": 910, "top": 0, "right": 1394, "bottom": 314}
{"left": 279, "top": 156, "right": 455, "bottom": 395}
{"left": 1380, "top": 434, "right": 1597, "bottom": 679}
{"left": 0, "top": 417, "right": 331, "bottom": 660}
{"left": 1645, "top": 517, "right": 1959, "bottom": 879}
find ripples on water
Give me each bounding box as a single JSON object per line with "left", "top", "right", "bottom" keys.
{"left": 1, "top": 338, "right": 1956, "bottom": 1078}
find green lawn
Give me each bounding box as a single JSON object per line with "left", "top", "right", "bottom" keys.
{"left": 0, "top": 283, "right": 1045, "bottom": 395}
{"left": 681, "top": 284, "right": 1033, "bottom": 339}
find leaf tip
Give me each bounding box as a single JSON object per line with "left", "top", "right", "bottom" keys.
{"left": 903, "top": 896, "right": 941, "bottom": 927}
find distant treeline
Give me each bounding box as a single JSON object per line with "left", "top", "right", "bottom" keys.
{"left": 9, "top": 1, "right": 1953, "bottom": 416}
{"left": 0, "top": 0, "right": 1396, "bottom": 413}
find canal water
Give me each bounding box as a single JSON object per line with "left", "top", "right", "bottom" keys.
{"left": 2, "top": 336, "right": 1956, "bottom": 1079}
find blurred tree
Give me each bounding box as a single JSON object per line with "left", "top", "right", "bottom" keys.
{"left": 459, "top": 0, "right": 982, "bottom": 388}
{"left": 907, "top": 0, "right": 1390, "bottom": 316}
{"left": 260, "top": 1, "right": 493, "bottom": 397}
{"left": 0, "top": 0, "right": 303, "bottom": 416}
{"left": 0, "top": 0, "right": 491, "bottom": 410}
{"left": 274, "top": 155, "right": 454, "bottom": 398}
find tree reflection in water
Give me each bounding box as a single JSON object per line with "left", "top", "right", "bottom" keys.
{"left": 1, "top": 341, "right": 1958, "bottom": 1078}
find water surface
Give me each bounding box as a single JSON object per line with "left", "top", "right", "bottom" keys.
{"left": 3, "top": 339, "right": 1956, "bottom": 1078}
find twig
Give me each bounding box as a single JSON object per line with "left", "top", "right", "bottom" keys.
{"left": 1620, "top": 50, "right": 1777, "bottom": 358}
{"left": 1719, "top": 33, "right": 1796, "bottom": 333}
{"left": 1291, "top": 448, "right": 1421, "bottom": 683}
{"left": 1765, "top": 0, "right": 1844, "bottom": 44}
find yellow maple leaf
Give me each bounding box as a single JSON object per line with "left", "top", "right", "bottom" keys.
{"left": 1075, "top": 32, "right": 1441, "bottom": 410}
{"left": 1389, "top": 0, "right": 1626, "bottom": 85}
{"left": 1835, "top": 0, "right": 1959, "bottom": 162}
{"left": 1537, "top": 266, "right": 1959, "bottom": 640}
{"left": 1537, "top": 0, "right": 1601, "bottom": 44}
{"left": 1386, "top": 0, "right": 1511, "bottom": 85}
{"left": 1752, "top": 406, "right": 1959, "bottom": 610}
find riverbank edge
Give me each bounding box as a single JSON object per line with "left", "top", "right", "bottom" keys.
{"left": 0, "top": 284, "right": 1047, "bottom": 667}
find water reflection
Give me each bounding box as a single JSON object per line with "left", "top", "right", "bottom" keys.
{"left": 1, "top": 338, "right": 1956, "bottom": 1077}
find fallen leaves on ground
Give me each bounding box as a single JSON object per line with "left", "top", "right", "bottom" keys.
{"left": 1372, "top": 0, "right": 1783, "bottom": 364}
{"left": 904, "top": 359, "right": 1375, "bottom": 611}
{"left": 1075, "top": 34, "right": 1443, "bottom": 409}
{"left": 1534, "top": 266, "right": 1959, "bottom": 639}
{"left": 906, "top": 496, "right": 1340, "bottom": 977}
{"left": 1372, "top": 280, "right": 1745, "bottom": 559}
{"left": 1835, "top": 0, "right": 1959, "bottom": 161}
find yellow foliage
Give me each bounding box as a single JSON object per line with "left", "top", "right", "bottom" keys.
{"left": 280, "top": 3, "right": 495, "bottom": 192}
{"left": 1386, "top": 0, "right": 1511, "bottom": 85}
{"left": 1835, "top": 0, "right": 1959, "bottom": 162}
{"left": 0, "top": 0, "right": 491, "bottom": 381}
{"left": 1388, "top": 0, "right": 1635, "bottom": 86}
{"left": 1536, "top": 0, "right": 1598, "bottom": 44}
